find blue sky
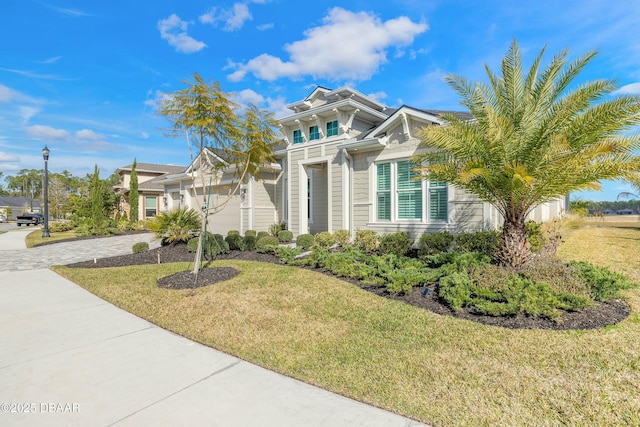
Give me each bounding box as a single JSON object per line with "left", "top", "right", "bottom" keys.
{"left": 1, "top": 0, "right": 638, "bottom": 201}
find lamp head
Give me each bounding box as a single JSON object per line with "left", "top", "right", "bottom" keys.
{"left": 42, "top": 145, "right": 50, "bottom": 161}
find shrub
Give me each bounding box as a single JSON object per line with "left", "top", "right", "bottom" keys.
{"left": 187, "top": 236, "right": 199, "bottom": 253}
{"left": 354, "top": 229, "right": 380, "bottom": 253}
{"left": 269, "top": 221, "right": 286, "bottom": 237}
{"left": 257, "top": 231, "right": 270, "bottom": 240}
{"left": 243, "top": 235, "right": 257, "bottom": 251}
{"left": 569, "top": 261, "right": 635, "bottom": 301}
{"left": 418, "top": 231, "right": 453, "bottom": 257}
{"left": 379, "top": 232, "right": 413, "bottom": 256}
{"left": 49, "top": 221, "right": 74, "bottom": 232}
{"left": 244, "top": 230, "right": 257, "bottom": 237}
{"left": 314, "top": 231, "right": 336, "bottom": 249}
{"left": 225, "top": 234, "right": 245, "bottom": 251}
{"left": 296, "top": 234, "right": 315, "bottom": 250}
{"left": 147, "top": 207, "right": 199, "bottom": 244}
{"left": 526, "top": 220, "right": 544, "bottom": 253}
{"left": 278, "top": 230, "right": 294, "bottom": 243}
{"left": 189, "top": 232, "right": 230, "bottom": 257}
{"left": 439, "top": 271, "right": 475, "bottom": 311}
{"left": 273, "top": 246, "right": 301, "bottom": 263}
{"left": 132, "top": 242, "right": 149, "bottom": 253}
{"left": 454, "top": 230, "right": 500, "bottom": 258}
{"left": 333, "top": 229, "right": 351, "bottom": 247}
{"left": 227, "top": 230, "right": 240, "bottom": 236}
{"left": 256, "top": 236, "right": 280, "bottom": 253}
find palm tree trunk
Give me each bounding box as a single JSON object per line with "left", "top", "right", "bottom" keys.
{"left": 497, "top": 217, "right": 531, "bottom": 268}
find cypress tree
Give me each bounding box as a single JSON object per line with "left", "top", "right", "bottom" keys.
{"left": 129, "top": 159, "right": 139, "bottom": 222}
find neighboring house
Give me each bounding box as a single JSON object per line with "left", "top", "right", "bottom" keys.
{"left": 131, "top": 86, "right": 566, "bottom": 239}
{"left": 115, "top": 163, "right": 186, "bottom": 220}
{"left": 616, "top": 208, "right": 636, "bottom": 215}
{"left": 0, "top": 196, "right": 41, "bottom": 219}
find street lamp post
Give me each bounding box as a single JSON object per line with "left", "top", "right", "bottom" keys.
{"left": 42, "top": 146, "right": 50, "bottom": 238}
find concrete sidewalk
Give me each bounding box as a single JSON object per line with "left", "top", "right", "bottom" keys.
{"left": 0, "top": 235, "right": 428, "bottom": 426}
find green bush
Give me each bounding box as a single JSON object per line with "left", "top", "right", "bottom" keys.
{"left": 227, "top": 230, "right": 240, "bottom": 236}
{"left": 314, "top": 231, "right": 336, "bottom": 249}
{"left": 354, "top": 229, "right": 380, "bottom": 253}
{"left": 526, "top": 221, "right": 544, "bottom": 253}
{"left": 187, "top": 236, "right": 199, "bottom": 253}
{"left": 257, "top": 231, "right": 270, "bottom": 240}
{"left": 454, "top": 230, "right": 500, "bottom": 258}
{"left": 245, "top": 230, "right": 257, "bottom": 237}
{"left": 333, "top": 229, "right": 351, "bottom": 247}
{"left": 188, "top": 232, "right": 230, "bottom": 257}
{"left": 439, "top": 271, "right": 475, "bottom": 311}
{"left": 269, "top": 221, "right": 286, "bottom": 237}
{"left": 49, "top": 221, "right": 74, "bottom": 232}
{"left": 418, "top": 231, "right": 453, "bottom": 257}
{"left": 225, "top": 234, "right": 245, "bottom": 251}
{"left": 256, "top": 236, "right": 280, "bottom": 253}
{"left": 273, "top": 246, "right": 301, "bottom": 263}
{"left": 296, "top": 234, "right": 315, "bottom": 250}
{"left": 147, "top": 207, "right": 200, "bottom": 244}
{"left": 243, "top": 235, "right": 257, "bottom": 251}
{"left": 132, "top": 242, "right": 149, "bottom": 253}
{"left": 278, "top": 230, "right": 294, "bottom": 243}
{"left": 569, "top": 261, "right": 635, "bottom": 301}
{"left": 379, "top": 232, "right": 413, "bottom": 256}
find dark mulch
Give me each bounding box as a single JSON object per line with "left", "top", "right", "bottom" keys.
{"left": 66, "top": 243, "right": 631, "bottom": 330}
{"left": 157, "top": 267, "right": 241, "bottom": 290}
{"left": 35, "top": 230, "right": 150, "bottom": 247}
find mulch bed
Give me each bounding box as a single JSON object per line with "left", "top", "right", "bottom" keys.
{"left": 66, "top": 243, "right": 631, "bottom": 330}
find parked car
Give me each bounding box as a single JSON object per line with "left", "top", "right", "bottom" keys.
{"left": 0, "top": 214, "right": 6, "bottom": 223}
{"left": 16, "top": 213, "right": 43, "bottom": 226}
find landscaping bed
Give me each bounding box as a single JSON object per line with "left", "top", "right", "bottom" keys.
{"left": 66, "top": 242, "right": 630, "bottom": 330}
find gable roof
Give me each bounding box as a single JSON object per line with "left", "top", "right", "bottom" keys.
{"left": 117, "top": 163, "right": 186, "bottom": 175}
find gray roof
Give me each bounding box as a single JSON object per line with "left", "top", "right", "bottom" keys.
{"left": 417, "top": 109, "right": 474, "bottom": 121}
{"left": 0, "top": 196, "right": 41, "bottom": 208}
{"left": 117, "top": 163, "right": 186, "bottom": 174}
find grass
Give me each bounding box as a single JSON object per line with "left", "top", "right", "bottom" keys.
{"left": 25, "top": 229, "right": 80, "bottom": 248}
{"left": 52, "top": 220, "right": 640, "bottom": 427}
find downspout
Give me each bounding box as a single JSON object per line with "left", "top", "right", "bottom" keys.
{"left": 343, "top": 148, "right": 354, "bottom": 239}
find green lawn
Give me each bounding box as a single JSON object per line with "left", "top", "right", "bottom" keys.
{"left": 53, "top": 222, "right": 640, "bottom": 427}
{"left": 25, "top": 229, "right": 80, "bottom": 248}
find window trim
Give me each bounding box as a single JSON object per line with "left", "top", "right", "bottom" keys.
{"left": 326, "top": 120, "right": 339, "bottom": 137}
{"left": 374, "top": 159, "right": 448, "bottom": 223}
{"left": 309, "top": 125, "right": 320, "bottom": 141}
{"left": 293, "top": 129, "right": 304, "bottom": 144}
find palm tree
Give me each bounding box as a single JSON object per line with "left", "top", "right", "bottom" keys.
{"left": 415, "top": 40, "right": 640, "bottom": 267}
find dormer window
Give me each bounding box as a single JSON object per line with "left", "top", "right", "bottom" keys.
{"left": 309, "top": 125, "right": 320, "bottom": 140}
{"left": 326, "top": 120, "right": 338, "bottom": 137}
{"left": 293, "top": 129, "right": 304, "bottom": 144}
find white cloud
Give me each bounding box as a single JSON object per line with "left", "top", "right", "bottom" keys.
{"left": 367, "top": 91, "right": 388, "bottom": 103}
{"left": 141, "top": 132, "right": 149, "bottom": 139}
{"left": 75, "top": 129, "right": 105, "bottom": 141}
{"left": 233, "top": 89, "right": 265, "bottom": 105}
{"left": 0, "top": 151, "right": 19, "bottom": 162}
{"left": 0, "top": 84, "right": 42, "bottom": 104}
{"left": 26, "top": 125, "right": 70, "bottom": 141}
{"left": 257, "top": 23, "right": 274, "bottom": 31}
{"left": 18, "top": 106, "right": 40, "bottom": 124}
{"left": 200, "top": 3, "right": 252, "bottom": 32}
{"left": 158, "top": 14, "right": 207, "bottom": 54}
{"left": 614, "top": 82, "right": 640, "bottom": 95}
{"left": 227, "top": 7, "right": 428, "bottom": 82}
{"left": 144, "top": 90, "right": 172, "bottom": 110}
{"left": 39, "top": 56, "right": 62, "bottom": 64}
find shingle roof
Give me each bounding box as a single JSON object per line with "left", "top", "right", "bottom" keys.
{"left": 0, "top": 196, "right": 41, "bottom": 208}
{"left": 118, "top": 163, "right": 186, "bottom": 174}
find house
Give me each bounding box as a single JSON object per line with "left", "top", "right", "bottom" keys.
{"left": 115, "top": 163, "right": 187, "bottom": 220}
{"left": 0, "top": 196, "right": 41, "bottom": 219}
{"left": 616, "top": 208, "right": 636, "bottom": 215}
{"left": 136, "top": 86, "right": 566, "bottom": 239}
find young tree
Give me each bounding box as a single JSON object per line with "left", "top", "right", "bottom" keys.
{"left": 90, "top": 165, "right": 105, "bottom": 226}
{"left": 129, "top": 159, "right": 139, "bottom": 222}
{"left": 415, "top": 40, "right": 640, "bottom": 267}
{"left": 159, "top": 72, "right": 277, "bottom": 276}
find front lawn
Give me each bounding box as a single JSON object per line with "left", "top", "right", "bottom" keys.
{"left": 25, "top": 229, "right": 80, "bottom": 248}
{"left": 53, "top": 222, "right": 640, "bottom": 427}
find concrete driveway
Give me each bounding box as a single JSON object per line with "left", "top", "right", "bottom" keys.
{"left": 0, "top": 230, "right": 428, "bottom": 426}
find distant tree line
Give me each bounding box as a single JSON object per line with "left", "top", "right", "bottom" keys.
{"left": 571, "top": 199, "right": 640, "bottom": 214}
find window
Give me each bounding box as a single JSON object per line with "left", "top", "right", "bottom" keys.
{"left": 429, "top": 179, "right": 448, "bottom": 221}
{"left": 326, "top": 120, "right": 339, "bottom": 137}
{"left": 376, "top": 163, "right": 391, "bottom": 220}
{"left": 309, "top": 125, "right": 320, "bottom": 140}
{"left": 145, "top": 196, "right": 157, "bottom": 218}
{"left": 375, "top": 160, "right": 447, "bottom": 222}
{"left": 396, "top": 160, "right": 422, "bottom": 219}
{"left": 293, "top": 129, "right": 304, "bottom": 144}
